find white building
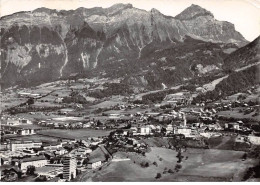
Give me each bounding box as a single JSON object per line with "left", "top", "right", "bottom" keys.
{"left": 166, "top": 124, "right": 174, "bottom": 134}
{"left": 19, "top": 156, "right": 48, "bottom": 172}
{"left": 248, "top": 136, "right": 260, "bottom": 145}
{"left": 140, "top": 126, "right": 151, "bottom": 135}
{"left": 6, "top": 118, "right": 32, "bottom": 126}
{"left": 89, "top": 160, "right": 102, "bottom": 169}
{"left": 174, "top": 127, "right": 192, "bottom": 137}
{"left": 36, "top": 166, "right": 63, "bottom": 178}
{"left": 10, "top": 141, "right": 42, "bottom": 151}
{"left": 18, "top": 128, "right": 35, "bottom": 135}
{"left": 63, "top": 156, "right": 77, "bottom": 181}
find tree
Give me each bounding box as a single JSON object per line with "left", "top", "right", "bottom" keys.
{"left": 155, "top": 173, "right": 162, "bottom": 179}
{"left": 97, "top": 120, "right": 103, "bottom": 127}
{"left": 153, "top": 161, "right": 158, "bottom": 167}
{"left": 140, "top": 162, "right": 149, "bottom": 168}
{"left": 26, "top": 165, "right": 36, "bottom": 175}
{"left": 82, "top": 158, "right": 89, "bottom": 166}
{"left": 35, "top": 175, "right": 47, "bottom": 182}
{"left": 175, "top": 164, "right": 182, "bottom": 171}
{"left": 27, "top": 98, "right": 35, "bottom": 105}
{"left": 105, "top": 154, "right": 110, "bottom": 161}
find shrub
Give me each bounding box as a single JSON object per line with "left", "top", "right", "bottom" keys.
{"left": 175, "top": 164, "right": 182, "bottom": 171}
{"left": 140, "top": 162, "right": 149, "bottom": 168}
{"left": 155, "top": 173, "right": 162, "bottom": 179}
{"left": 153, "top": 161, "right": 158, "bottom": 167}
{"left": 35, "top": 175, "right": 47, "bottom": 182}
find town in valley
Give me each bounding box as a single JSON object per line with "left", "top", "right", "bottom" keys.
{"left": 0, "top": 1, "right": 260, "bottom": 183}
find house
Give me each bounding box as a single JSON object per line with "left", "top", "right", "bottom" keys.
{"left": 155, "top": 125, "right": 161, "bottom": 132}
{"left": 248, "top": 136, "right": 260, "bottom": 145}
{"left": 87, "top": 146, "right": 109, "bottom": 169}
{"left": 54, "top": 148, "right": 68, "bottom": 156}
{"left": 1, "top": 157, "right": 10, "bottom": 165}
{"left": 225, "top": 122, "right": 240, "bottom": 130}
{"left": 128, "top": 138, "right": 140, "bottom": 146}
{"left": 166, "top": 124, "right": 174, "bottom": 134}
{"left": 130, "top": 127, "right": 138, "bottom": 135}
{"left": 70, "top": 147, "right": 92, "bottom": 157}
{"left": 18, "top": 128, "right": 36, "bottom": 135}
{"left": 54, "top": 97, "right": 64, "bottom": 103}
{"left": 0, "top": 165, "right": 21, "bottom": 181}
{"left": 82, "top": 122, "right": 92, "bottom": 128}
{"left": 19, "top": 118, "right": 33, "bottom": 125}
{"left": 140, "top": 126, "right": 151, "bottom": 135}
{"left": 6, "top": 118, "right": 20, "bottom": 126}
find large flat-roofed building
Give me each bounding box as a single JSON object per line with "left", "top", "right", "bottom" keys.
{"left": 19, "top": 156, "right": 48, "bottom": 172}
{"left": 164, "top": 91, "right": 192, "bottom": 105}
{"left": 5, "top": 118, "right": 33, "bottom": 126}
{"left": 63, "top": 156, "right": 77, "bottom": 181}
{"left": 2, "top": 125, "right": 36, "bottom": 135}
{"left": 10, "top": 141, "right": 42, "bottom": 151}
{"left": 36, "top": 165, "right": 63, "bottom": 178}
{"left": 174, "top": 127, "right": 192, "bottom": 137}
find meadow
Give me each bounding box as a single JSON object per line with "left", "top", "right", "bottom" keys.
{"left": 79, "top": 147, "right": 258, "bottom": 182}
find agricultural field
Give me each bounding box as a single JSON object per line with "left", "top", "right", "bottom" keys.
{"left": 91, "top": 96, "right": 127, "bottom": 109}
{"left": 37, "top": 129, "right": 113, "bottom": 139}
{"left": 217, "top": 109, "right": 260, "bottom": 122}
{"left": 3, "top": 134, "right": 60, "bottom": 143}
{"left": 1, "top": 94, "right": 26, "bottom": 110}
{"left": 79, "top": 147, "right": 258, "bottom": 182}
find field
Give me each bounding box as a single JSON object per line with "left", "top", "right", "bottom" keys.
{"left": 37, "top": 129, "right": 113, "bottom": 139}
{"left": 78, "top": 147, "right": 258, "bottom": 182}
{"left": 4, "top": 134, "right": 60, "bottom": 143}
{"left": 217, "top": 109, "right": 260, "bottom": 122}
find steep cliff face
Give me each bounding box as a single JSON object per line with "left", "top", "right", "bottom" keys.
{"left": 0, "top": 24, "right": 66, "bottom": 87}
{"left": 0, "top": 3, "right": 248, "bottom": 89}
{"left": 175, "top": 4, "right": 247, "bottom": 46}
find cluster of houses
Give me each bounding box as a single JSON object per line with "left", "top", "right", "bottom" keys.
{"left": 0, "top": 137, "right": 110, "bottom": 182}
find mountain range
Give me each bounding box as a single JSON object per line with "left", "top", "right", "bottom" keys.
{"left": 0, "top": 3, "right": 256, "bottom": 90}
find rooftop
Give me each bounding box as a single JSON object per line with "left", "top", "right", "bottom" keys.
{"left": 22, "top": 155, "right": 46, "bottom": 162}
{"left": 88, "top": 145, "right": 109, "bottom": 163}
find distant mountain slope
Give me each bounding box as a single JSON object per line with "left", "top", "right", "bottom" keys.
{"left": 0, "top": 3, "right": 248, "bottom": 89}
{"left": 193, "top": 63, "right": 260, "bottom": 102}
{"left": 223, "top": 36, "right": 260, "bottom": 71}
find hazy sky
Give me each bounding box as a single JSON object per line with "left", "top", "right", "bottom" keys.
{"left": 1, "top": 0, "right": 260, "bottom": 41}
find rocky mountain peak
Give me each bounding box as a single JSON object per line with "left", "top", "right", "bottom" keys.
{"left": 150, "top": 8, "right": 162, "bottom": 15}
{"left": 175, "top": 4, "right": 214, "bottom": 20}
{"left": 32, "top": 7, "right": 57, "bottom": 14}
{"left": 105, "top": 3, "right": 133, "bottom": 14}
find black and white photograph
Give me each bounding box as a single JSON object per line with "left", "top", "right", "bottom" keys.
{"left": 0, "top": 0, "right": 260, "bottom": 182}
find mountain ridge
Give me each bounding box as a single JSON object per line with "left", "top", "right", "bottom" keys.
{"left": 0, "top": 3, "right": 250, "bottom": 89}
